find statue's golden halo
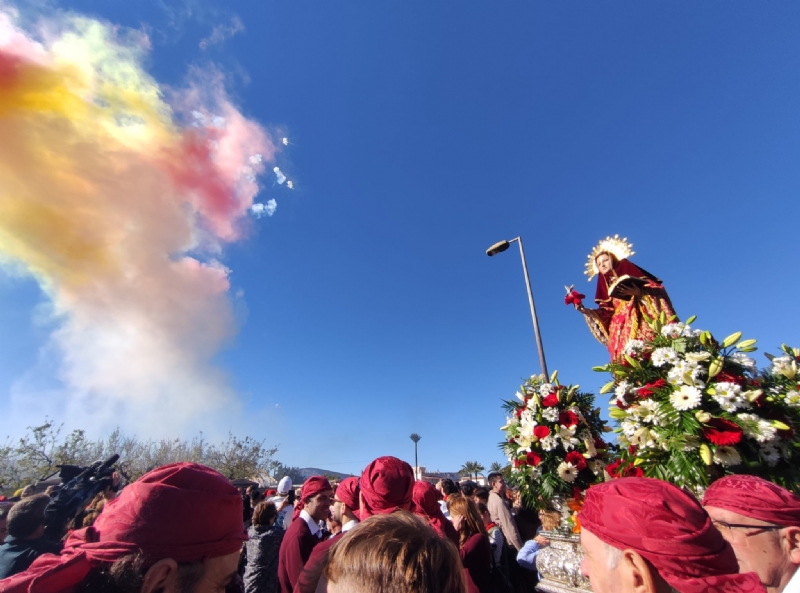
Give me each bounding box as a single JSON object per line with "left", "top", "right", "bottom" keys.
{"left": 585, "top": 235, "right": 635, "bottom": 280}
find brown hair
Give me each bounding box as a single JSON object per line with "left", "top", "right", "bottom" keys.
{"left": 252, "top": 500, "right": 278, "bottom": 527}
{"left": 446, "top": 494, "right": 487, "bottom": 548}
{"left": 539, "top": 510, "right": 561, "bottom": 531}
{"left": 323, "top": 511, "right": 466, "bottom": 593}
{"left": 7, "top": 493, "right": 50, "bottom": 538}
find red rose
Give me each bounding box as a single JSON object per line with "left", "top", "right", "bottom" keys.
{"left": 606, "top": 460, "right": 623, "bottom": 478}
{"left": 593, "top": 437, "right": 607, "bottom": 450}
{"left": 534, "top": 426, "right": 550, "bottom": 439}
{"left": 565, "top": 451, "right": 587, "bottom": 471}
{"left": 542, "top": 394, "right": 559, "bottom": 407}
{"left": 628, "top": 445, "right": 638, "bottom": 456}
{"left": 715, "top": 372, "right": 746, "bottom": 386}
{"left": 622, "top": 465, "right": 644, "bottom": 478}
{"left": 637, "top": 387, "right": 655, "bottom": 397}
{"left": 526, "top": 452, "right": 542, "bottom": 467}
{"left": 615, "top": 399, "right": 630, "bottom": 410}
{"left": 702, "top": 418, "right": 743, "bottom": 446}
{"left": 559, "top": 410, "right": 579, "bottom": 427}
{"left": 513, "top": 458, "right": 525, "bottom": 468}
{"left": 572, "top": 487, "right": 584, "bottom": 501}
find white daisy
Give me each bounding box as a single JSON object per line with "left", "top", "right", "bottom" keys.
{"left": 541, "top": 407, "right": 559, "bottom": 422}
{"left": 661, "top": 323, "right": 685, "bottom": 339}
{"left": 557, "top": 461, "right": 578, "bottom": 483}
{"left": 651, "top": 347, "right": 679, "bottom": 367}
{"left": 667, "top": 360, "right": 705, "bottom": 387}
{"left": 540, "top": 435, "right": 558, "bottom": 451}
{"left": 712, "top": 382, "right": 749, "bottom": 412}
{"left": 623, "top": 340, "right": 645, "bottom": 356}
{"left": 538, "top": 383, "right": 556, "bottom": 396}
{"left": 713, "top": 446, "right": 742, "bottom": 467}
{"left": 670, "top": 385, "right": 702, "bottom": 411}
{"left": 728, "top": 352, "right": 756, "bottom": 370}
{"left": 621, "top": 419, "right": 640, "bottom": 438}
{"left": 759, "top": 444, "right": 781, "bottom": 467}
{"left": 681, "top": 325, "right": 702, "bottom": 338}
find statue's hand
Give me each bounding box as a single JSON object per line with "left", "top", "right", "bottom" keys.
{"left": 617, "top": 285, "right": 643, "bottom": 298}
{"left": 575, "top": 302, "right": 587, "bottom": 313}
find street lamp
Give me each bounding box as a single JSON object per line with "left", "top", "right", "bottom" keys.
{"left": 486, "top": 236, "right": 549, "bottom": 377}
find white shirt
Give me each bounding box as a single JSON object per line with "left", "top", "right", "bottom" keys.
{"left": 783, "top": 566, "right": 800, "bottom": 593}
{"left": 342, "top": 519, "right": 358, "bottom": 533}
{"left": 268, "top": 495, "right": 294, "bottom": 529}
{"left": 300, "top": 509, "right": 323, "bottom": 538}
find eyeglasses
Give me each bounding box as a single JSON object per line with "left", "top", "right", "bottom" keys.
{"left": 711, "top": 520, "right": 784, "bottom": 536}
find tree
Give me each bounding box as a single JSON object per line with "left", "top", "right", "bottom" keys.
{"left": 409, "top": 433, "right": 421, "bottom": 476}
{"left": 270, "top": 462, "right": 305, "bottom": 486}
{"left": 489, "top": 461, "right": 504, "bottom": 473}
{"left": 459, "top": 461, "right": 485, "bottom": 480}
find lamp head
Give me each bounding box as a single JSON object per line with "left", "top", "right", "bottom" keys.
{"left": 486, "top": 240, "right": 511, "bottom": 256}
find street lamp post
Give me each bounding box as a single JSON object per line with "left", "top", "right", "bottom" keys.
{"left": 486, "top": 236, "right": 549, "bottom": 378}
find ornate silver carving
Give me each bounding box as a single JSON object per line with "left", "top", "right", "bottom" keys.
{"left": 535, "top": 532, "right": 592, "bottom": 593}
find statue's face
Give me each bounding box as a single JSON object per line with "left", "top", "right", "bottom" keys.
{"left": 596, "top": 253, "right": 614, "bottom": 275}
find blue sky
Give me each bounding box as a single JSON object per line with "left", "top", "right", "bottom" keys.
{"left": 1, "top": 1, "right": 799, "bottom": 475}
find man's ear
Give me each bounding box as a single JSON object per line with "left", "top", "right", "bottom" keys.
{"left": 620, "top": 549, "right": 658, "bottom": 593}
{"left": 783, "top": 526, "right": 800, "bottom": 565}
{"left": 141, "top": 558, "right": 180, "bottom": 593}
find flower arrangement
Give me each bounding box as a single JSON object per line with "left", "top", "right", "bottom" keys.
{"left": 501, "top": 372, "right": 610, "bottom": 510}
{"left": 596, "top": 314, "right": 800, "bottom": 491}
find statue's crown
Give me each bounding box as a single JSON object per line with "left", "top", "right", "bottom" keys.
{"left": 585, "top": 235, "right": 635, "bottom": 280}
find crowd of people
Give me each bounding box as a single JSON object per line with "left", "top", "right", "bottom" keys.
{"left": 0, "top": 455, "right": 798, "bottom": 593}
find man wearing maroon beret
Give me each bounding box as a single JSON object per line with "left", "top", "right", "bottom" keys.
{"left": 277, "top": 476, "right": 333, "bottom": 593}
{"left": 0, "top": 462, "right": 248, "bottom": 593}
{"left": 579, "top": 477, "right": 765, "bottom": 593}
{"left": 703, "top": 475, "right": 800, "bottom": 593}
{"left": 295, "top": 477, "right": 360, "bottom": 593}
{"left": 296, "top": 456, "right": 415, "bottom": 593}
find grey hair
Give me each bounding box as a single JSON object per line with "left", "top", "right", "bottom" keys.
{"left": 604, "top": 543, "right": 678, "bottom": 593}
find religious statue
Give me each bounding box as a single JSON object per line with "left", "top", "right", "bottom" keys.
{"left": 570, "top": 235, "right": 678, "bottom": 360}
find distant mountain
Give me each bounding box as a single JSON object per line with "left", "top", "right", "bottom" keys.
{"left": 298, "top": 467, "right": 355, "bottom": 480}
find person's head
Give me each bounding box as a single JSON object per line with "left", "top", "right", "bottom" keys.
{"left": 473, "top": 487, "right": 489, "bottom": 505}
{"left": 580, "top": 477, "right": 763, "bottom": 593}
{"left": 476, "top": 502, "right": 491, "bottom": 527}
{"left": 286, "top": 489, "right": 296, "bottom": 505}
{"left": 703, "top": 475, "right": 800, "bottom": 593}
{"left": 487, "top": 473, "right": 506, "bottom": 496}
{"left": 0, "top": 504, "right": 12, "bottom": 543}
{"left": 595, "top": 252, "right": 618, "bottom": 276}
{"left": 249, "top": 489, "right": 262, "bottom": 505}
{"left": 446, "top": 494, "right": 487, "bottom": 548}
{"left": 460, "top": 481, "right": 476, "bottom": 498}
{"left": 332, "top": 477, "right": 360, "bottom": 525}
{"left": 538, "top": 510, "right": 561, "bottom": 532}
{"left": 298, "top": 476, "right": 334, "bottom": 523}
{"left": 359, "top": 456, "right": 414, "bottom": 519}
{"left": 277, "top": 476, "right": 292, "bottom": 496}
{"left": 439, "top": 479, "right": 458, "bottom": 497}
{"left": 7, "top": 493, "right": 50, "bottom": 540}
{"left": 20, "top": 484, "right": 37, "bottom": 499}
{"left": 0, "top": 462, "right": 248, "bottom": 593}
{"left": 321, "top": 511, "right": 466, "bottom": 593}
{"left": 252, "top": 500, "right": 278, "bottom": 528}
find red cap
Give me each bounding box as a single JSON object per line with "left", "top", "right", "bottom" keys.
{"left": 2, "top": 462, "right": 247, "bottom": 593}
{"left": 359, "top": 456, "right": 414, "bottom": 518}
{"left": 580, "top": 477, "right": 765, "bottom": 593}
{"left": 703, "top": 475, "right": 800, "bottom": 527}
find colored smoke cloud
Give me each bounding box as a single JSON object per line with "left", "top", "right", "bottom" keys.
{"left": 0, "top": 9, "right": 276, "bottom": 432}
